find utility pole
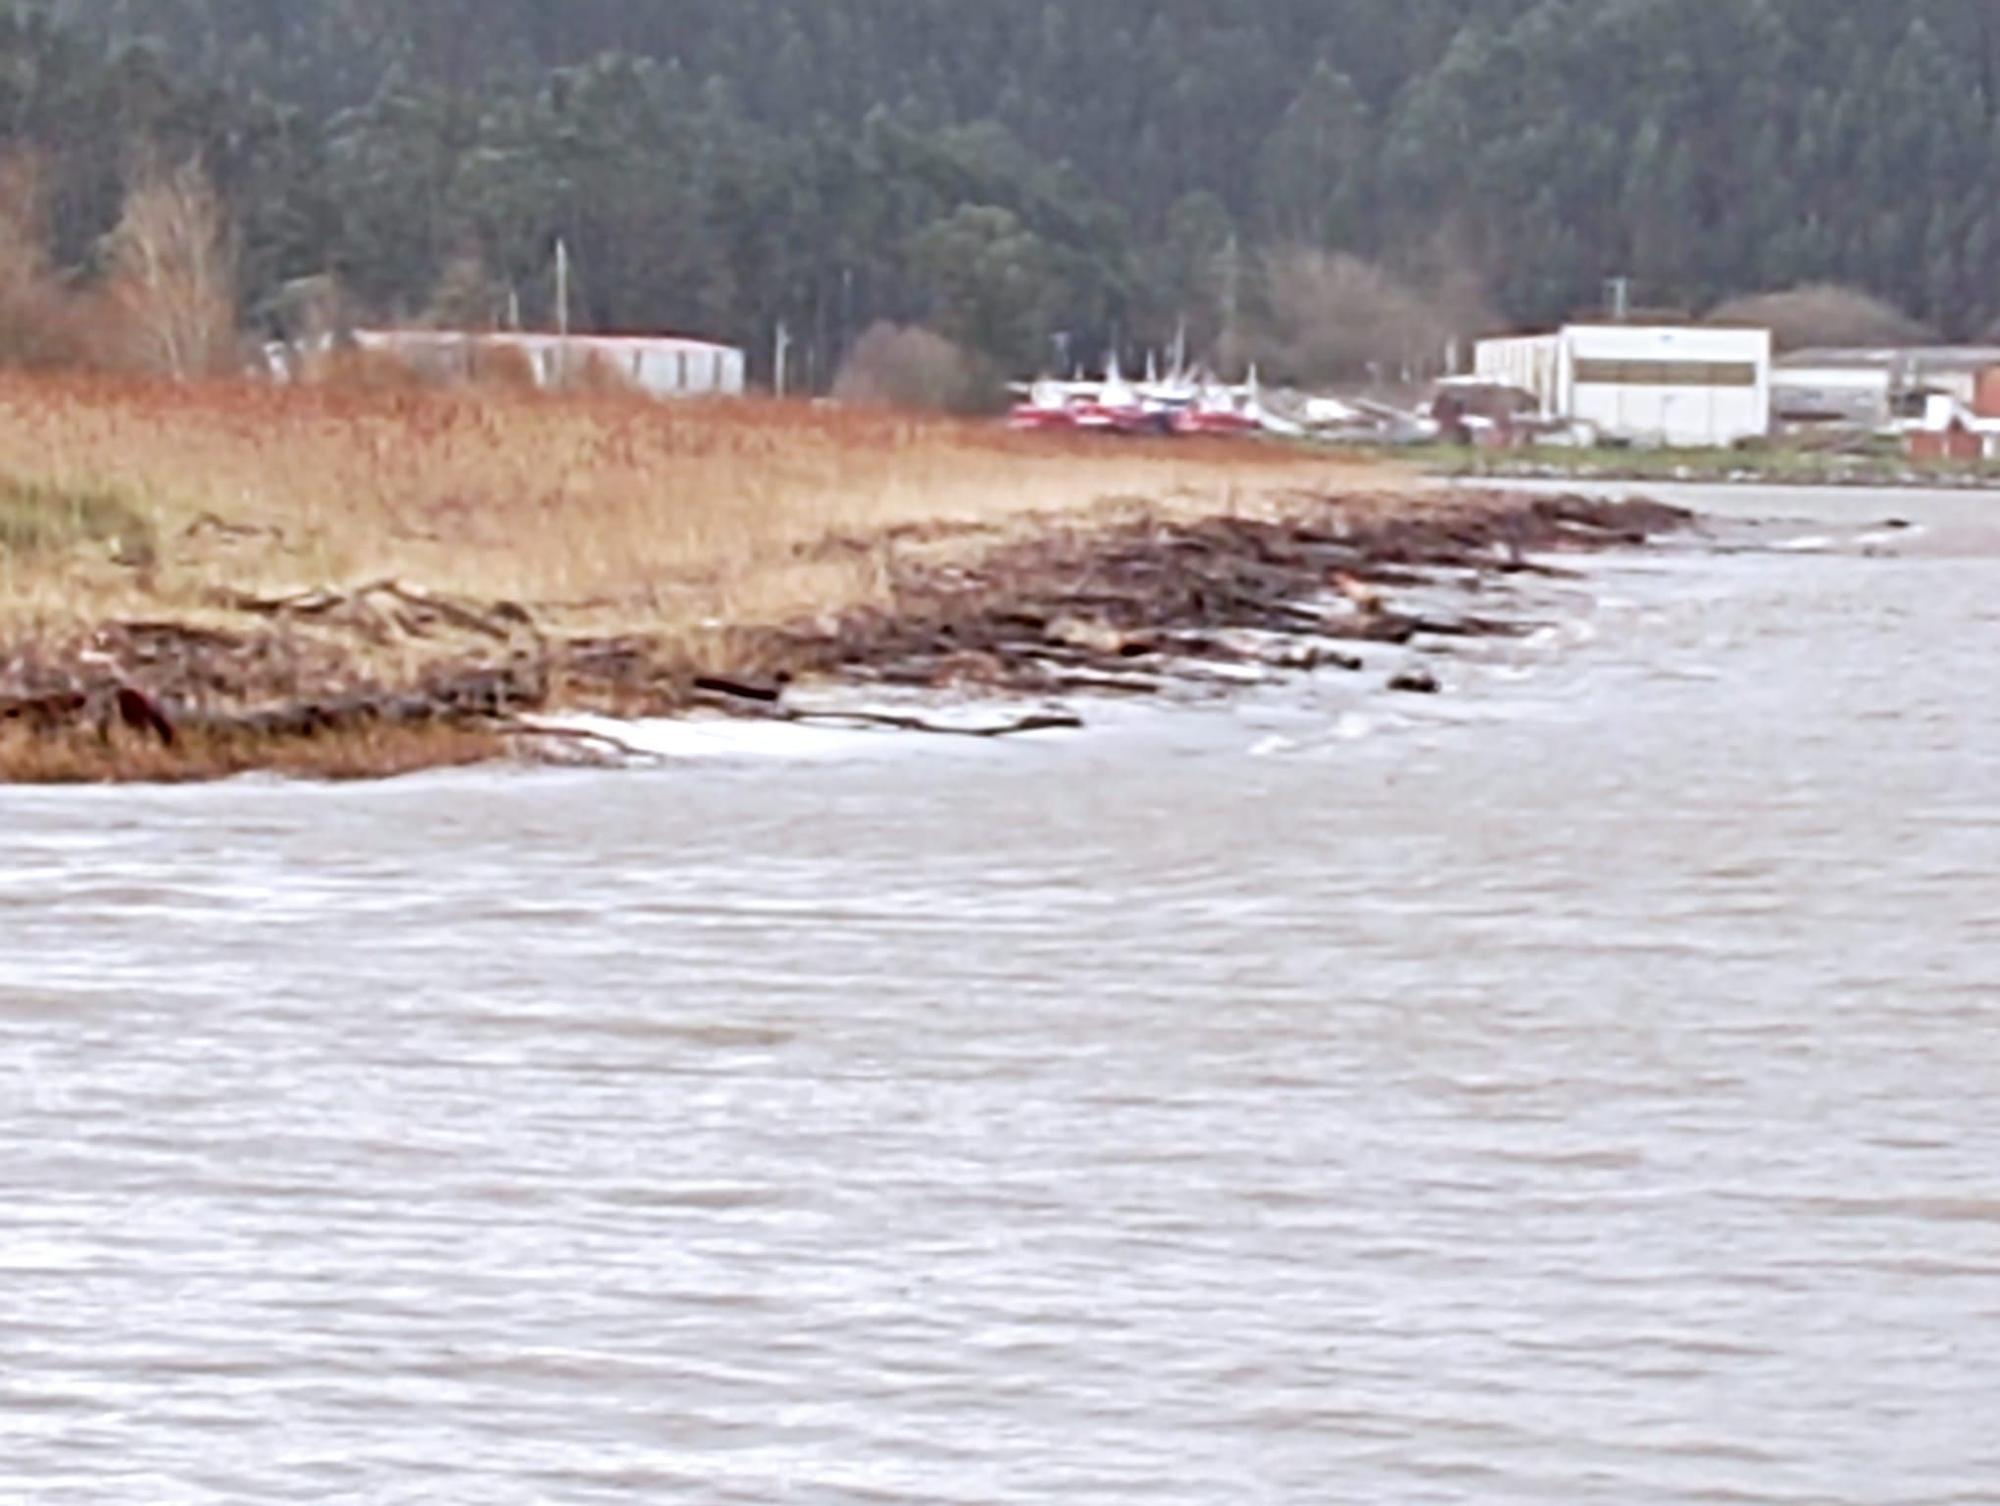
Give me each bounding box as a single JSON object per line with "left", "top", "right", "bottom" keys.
{"left": 842, "top": 266, "right": 856, "bottom": 370}
{"left": 555, "top": 238, "right": 571, "bottom": 384}
{"left": 1605, "top": 275, "right": 1631, "bottom": 321}
{"left": 1219, "top": 234, "right": 1242, "bottom": 370}
{"left": 774, "top": 321, "right": 792, "bottom": 398}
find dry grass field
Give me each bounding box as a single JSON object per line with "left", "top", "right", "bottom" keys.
{"left": 0, "top": 373, "right": 1412, "bottom": 779}
{"left": 0, "top": 372, "right": 1400, "bottom": 637}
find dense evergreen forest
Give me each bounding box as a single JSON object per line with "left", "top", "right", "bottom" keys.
{"left": 7, "top": 0, "right": 2000, "bottom": 383}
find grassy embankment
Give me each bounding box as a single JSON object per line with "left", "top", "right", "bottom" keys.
{"left": 0, "top": 373, "right": 1405, "bottom": 781}
{"left": 1392, "top": 440, "right": 2000, "bottom": 488}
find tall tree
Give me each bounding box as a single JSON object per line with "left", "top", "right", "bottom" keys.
{"left": 10, "top": 0, "right": 2000, "bottom": 366}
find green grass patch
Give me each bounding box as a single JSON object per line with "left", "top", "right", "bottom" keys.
{"left": 0, "top": 475, "right": 156, "bottom": 564}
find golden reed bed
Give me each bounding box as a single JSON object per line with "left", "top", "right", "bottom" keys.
{"left": 0, "top": 373, "right": 1410, "bottom": 780}
{"left": 0, "top": 372, "right": 1401, "bottom": 642}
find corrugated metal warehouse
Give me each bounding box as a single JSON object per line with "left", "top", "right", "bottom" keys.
{"left": 1475, "top": 324, "right": 1772, "bottom": 447}
{"left": 1773, "top": 347, "right": 2000, "bottom": 429}
{"left": 349, "top": 330, "right": 747, "bottom": 398}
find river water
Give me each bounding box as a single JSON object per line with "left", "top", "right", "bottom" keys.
{"left": 3, "top": 485, "right": 1997, "bottom": 1504}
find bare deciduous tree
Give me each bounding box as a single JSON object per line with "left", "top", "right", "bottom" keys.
{"left": 104, "top": 162, "right": 240, "bottom": 379}
{"left": 426, "top": 248, "right": 507, "bottom": 331}
{"left": 1706, "top": 285, "right": 1933, "bottom": 353}
{"left": 832, "top": 322, "right": 989, "bottom": 413}
{"left": 1254, "top": 246, "right": 1487, "bottom": 387}
{"left": 0, "top": 151, "right": 93, "bottom": 369}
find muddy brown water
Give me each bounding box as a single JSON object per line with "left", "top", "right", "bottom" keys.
{"left": 3, "top": 485, "right": 1997, "bottom": 1504}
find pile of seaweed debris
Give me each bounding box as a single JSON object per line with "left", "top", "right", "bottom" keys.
{"left": 0, "top": 491, "right": 1689, "bottom": 779}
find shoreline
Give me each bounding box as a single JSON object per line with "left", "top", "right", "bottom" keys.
{"left": 1412, "top": 449, "right": 2000, "bottom": 492}
{"left": 1, "top": 487, "right": 1692, "bottom": 785}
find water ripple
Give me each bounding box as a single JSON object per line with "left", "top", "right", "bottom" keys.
{"left": 2, "top": 486, "right": 1998, "bottom": 1501}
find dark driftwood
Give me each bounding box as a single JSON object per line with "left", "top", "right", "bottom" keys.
{"left": 4, "top": 493, "right": 1694, "bottom": 766}
{"left": 499, "top": 723, "right": 663, "bottom": 761}
{"left": 693, "top": 675, "right": 786, "bottom": 704}
{"left": 1, "top": 685, "right": 176, "bottom": 745}
{"left": 778, "top": 708, "right": 1084, "bottom": 738}
{"left": 224, "top": 578, "right": 535, "bottom": 645}
{"left": 710, "top": 491, "right": 1691, "bottom": 712}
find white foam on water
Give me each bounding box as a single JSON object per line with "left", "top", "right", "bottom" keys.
{"left": 528, "top": 700, "right": 1095, "bottom": 765}
{"left": 1854, "top": 526, "right": 1928, "bottom": 548}
{"left": 1526, "top": 615, "right": 1601, "bottom": 651}
{"left": 531, "top": 712, "right": 919, "bottom": 762}
{"left": 1332, "top": 711, "right": 1378, "bottom": 742}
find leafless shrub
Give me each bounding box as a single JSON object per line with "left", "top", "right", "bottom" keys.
{"left": 1253, "top": 246, "right": 1474, "bottom": 385}
{"left": 102, "top": 161, "right": 241, "bottom": 379}
{"left": 559, "top": 349, "right": 641, "bottom": 397}
{"left": 300, "top": 345, "right": 432, "bottom": 393}
{"left": 1707, "top": 284, "right": 1932, "bottom": 353}
{"left": 427, "top": 250, "right": 507, "bottom": 331}
{"left": 832, "top": 322, "right": 991, "bottom": 413}
{"left": 0, "top": 153, "right": 96, "bottom": 369}
{"left": 467, "top": 341, "right": 540, "bottom": 391}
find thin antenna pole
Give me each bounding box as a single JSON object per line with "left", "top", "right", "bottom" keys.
{"left": 556, "top": 238, "right": 571, "bottom": 383}
{"left": 1606, "top": 275, "right": 1631, "bottom": 321}
{"left": 1220, "top": 235, "right": 1241, "bottom": 367}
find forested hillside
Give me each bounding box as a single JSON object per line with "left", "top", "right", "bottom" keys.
{"left": 9, "top": 0, "right": 2000, "bottom": 383}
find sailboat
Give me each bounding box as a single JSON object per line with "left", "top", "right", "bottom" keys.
{"left": 1238, "top": 364, "right": 1305, "bottom": 438}
{"left": 1075, "top": 354, "right": 1152, "bottom": 433}
{"left": 1007, "top": 375, "right": 1081, "bottom": 431}
{"left": 1173, "top": 368, "right": 1260, "bottom": 436}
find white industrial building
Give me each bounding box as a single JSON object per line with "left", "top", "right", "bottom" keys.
{"left": 1770, "top": 355, "right": 1897, "bottom": 428}
{"left": 345, "top": 329, "right": 747, "bottom": 397}
{"left": 1773, "top": 347, "right": 2000, "bottom": 429}
{"left": 1475, "top": 323, "right": 1772, "bottom": 446}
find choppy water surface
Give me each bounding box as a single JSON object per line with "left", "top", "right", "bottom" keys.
{"left": 4, "top": 485, "right": 1999, "bottom": 1504}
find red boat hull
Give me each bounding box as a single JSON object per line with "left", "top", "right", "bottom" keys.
{"left": 1174, "top": 410, "right": 1261, "bottom": 437}
{"left": 1007, "top": 405, "right": 1079, "bottom": 431}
